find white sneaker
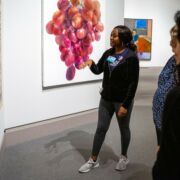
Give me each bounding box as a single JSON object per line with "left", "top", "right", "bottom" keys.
{"left": 79, "top": 158, "right": 99, "bottom": 173}
{"left": 115, "top": 155, "right": 129, "bottom": 171}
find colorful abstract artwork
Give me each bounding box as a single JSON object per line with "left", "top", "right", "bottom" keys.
{"left": 42, "top": 0, "right": 105, "bottom": 88}
{"left": 124, "top": 18, "right": 152, "bottom": 61}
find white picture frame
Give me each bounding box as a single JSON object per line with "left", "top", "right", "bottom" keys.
{"left": 41, "top": 0, "right": 106, "bottom": 88}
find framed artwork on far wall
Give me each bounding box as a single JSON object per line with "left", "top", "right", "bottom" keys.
{"left": 124, "top": 18, "right": 152, "bottom": 61}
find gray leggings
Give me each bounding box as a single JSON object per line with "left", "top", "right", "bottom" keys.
{"left": 92, "top": 98, "right": 133, "bottom": 157}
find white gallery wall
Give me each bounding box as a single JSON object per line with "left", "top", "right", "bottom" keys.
{"left": 124, "top": 0, "right": 180, "bottom": 67}
{"left": 1, "top": 0, "right": 124, "bottom": 134}
{"left": 0, "top": 109, "right": 4, "bottom": 147}
{"left": 0, "top": 0, "right": 4, "bottom": 148}
{"left": 0, "top": 0, "right": 179, "bottom": 149}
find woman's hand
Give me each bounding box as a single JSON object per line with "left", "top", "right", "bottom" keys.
{"left": 80, "top": 59, "right": 93, "bottom": 69}
{"left": 118, "top": 106, "right": 128, "bottom": 117}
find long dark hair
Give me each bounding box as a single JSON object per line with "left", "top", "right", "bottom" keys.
{"left": 114, "top": 25, "right": 137, "bottom": 52}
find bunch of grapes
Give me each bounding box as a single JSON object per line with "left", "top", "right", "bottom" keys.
{"left": 46, "top": 0, "right": 104, "bottom": 80}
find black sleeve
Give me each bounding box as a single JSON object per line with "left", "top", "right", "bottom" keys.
{"left": 171, "top": 94, "right": 180, "bottom": 144}
{"left": 173, "top": 104, "right": 180, "bottom": 143}
{"left": 122, "top": 56, "right": 140, "bottom": 109}
{"left": 161, "top": 88, "right": 180, "bottom": 144}
{"left": 89, "top": 50, "right": 110, "bottom": 75}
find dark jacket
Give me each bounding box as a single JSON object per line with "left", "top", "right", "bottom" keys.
{"left": 90, "top": 48, "right": 139, "bottom": 109}
{"left": 152, "top": 86, "right": 180, "bottom": 180}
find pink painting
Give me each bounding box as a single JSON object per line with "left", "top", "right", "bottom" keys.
{"left": 42, "top": 0, "right": 105, "bottom": 88}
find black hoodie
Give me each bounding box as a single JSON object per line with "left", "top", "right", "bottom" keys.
{"left": 153, "top": 85, "right": 180, "bottom": 179}
{"left": 90, "top": 48, "right": 139, "bottom": 109}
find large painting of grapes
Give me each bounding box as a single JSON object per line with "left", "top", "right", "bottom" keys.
{"left": 42, "top": 0, "right": 106, "bottom": 88}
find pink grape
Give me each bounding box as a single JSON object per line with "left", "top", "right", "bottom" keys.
{"left": 94, "top": 22, "right": 104, "bottom": 32}
{"left": 74, "top": 56, "right": 83, "bottom": 69}
{"left": 55, "top": 13, "right": 65, "bottom": 26}
{"left": 57, "top": 0, "right": 70, "bottom": 11}
{"left": 61, "top": 36, "right": 71, "bottom": 47}
{"left": 65, "top": 52, "right": 75, "bottom": 67}
{"left": 73, "top": 42, "right": 82, "bottom": 56}
{"left": 68, "top": 31, "right": 77, "bottom": 43}
{"left": 76, "top": 28, "right": 87, "bottom": 39}
{"left": 84, "top": 44, "right": 93, "bottom": 54}
{"left": 82, "top": 33, "right": 92, "bottom": 46}
{"left": 86, "top": 21, "right": 93, "bottom": 31}
{"left": 46, "top": 21, "right": 54, "bottom": 34}
{"left": 82, "top": 9, "right": 93, "bottom": 21}
{"left": 55, "top": 36, "right": 61, "bottom": 45}
{"left": 93, "top": 0, "right": 100, "bottom": 10}
{"left": 52, "top": 11, "right": 61, "bottom": 21}
{"left": 66, "top": 65, "right": 76, "bottom": 80}
{"left": 84, "top": 0, "right": 94, "bottom": 10}
{"left": 68, "top": 6, "right": 79, "bottom": 19}
{"left": 70, "top": 0, "right": 81, "bottom": 6}
{"left": 71, "top": 13, "right": 83, "bottom": 29}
